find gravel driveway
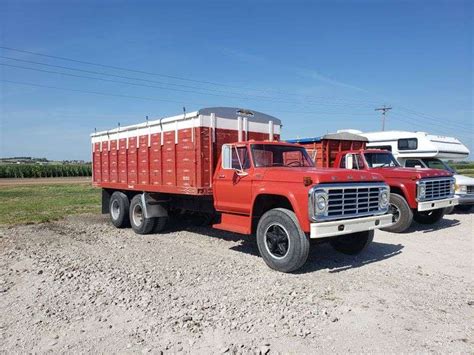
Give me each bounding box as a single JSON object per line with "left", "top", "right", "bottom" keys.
{"left": 1, "top": 212, "right": 472, "bottom": 353}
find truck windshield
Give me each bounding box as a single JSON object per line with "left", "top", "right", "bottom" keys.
{"left": 421, "top": 158, "right": 456, "bottom": 173}
{"left": 251, "top": 144, "right": 314, "bottom": 168}
{"left": 364, "top": 152, "right": 400, "bottom": 168}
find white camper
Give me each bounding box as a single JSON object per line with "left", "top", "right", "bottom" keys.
{"left": 352, "top": 130, "right": 473, "bottom": 211}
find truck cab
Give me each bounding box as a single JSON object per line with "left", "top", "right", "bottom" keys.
{"left": 334, "top": 149, "right": 458, "bottom": 232}
{"left": 212, "top": 141, "right": 393, "bottom": 271}
{"left": 358, "top": 130, "right": 473, "bottom": 212}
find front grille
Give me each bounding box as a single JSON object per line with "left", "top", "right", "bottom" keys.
{"left": 310, "top": 183, "right": 388, "bottom": 222}
{"left": 422, "top": 178, "right": 453, "bottom": 200}
{"left": 327, "top": 186, "right": 381, "bottom": 217}
{"left": 467, "top": 186, "right": 474, "bottom": 194}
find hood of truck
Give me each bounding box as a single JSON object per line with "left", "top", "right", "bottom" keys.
{"left": 369, "top": 167, "right": 452, "bottom": 180}
{"left": 257, "top": 167, "right": 384, "bottom": 184}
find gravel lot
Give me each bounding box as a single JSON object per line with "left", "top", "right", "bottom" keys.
{"left": 1, "top": 211, "right": 472, "bottom": 353}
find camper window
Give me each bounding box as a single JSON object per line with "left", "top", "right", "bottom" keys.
{"left": 398, "top": 138, "right": 418, "bottom": 150}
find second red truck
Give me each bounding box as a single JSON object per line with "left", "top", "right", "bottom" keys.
{"left": 287, "top": 133, "right": 458, "bottom": 233}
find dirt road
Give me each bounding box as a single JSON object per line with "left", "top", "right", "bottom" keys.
{"left": 0, "top": 177, "right": 91, "bottom": 187}
{"left": 0, "top": 212, "right": 472, "bottom": 353}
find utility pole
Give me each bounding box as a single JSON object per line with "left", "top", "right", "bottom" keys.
{"left": 375, "top": 105, "right": 392, "bottom": 131}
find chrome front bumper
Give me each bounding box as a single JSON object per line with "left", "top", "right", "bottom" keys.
{"left": 456, "top": 194, "right": 474, "bottom": 205}
{"left": 310, "top": 214, "right": 393, "bottom": 239}
{"left": 417, "top": 197, "right": 459, "bottom": 212}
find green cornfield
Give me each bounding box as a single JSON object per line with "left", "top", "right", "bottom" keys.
{"left": 0, "top": 164, "right": 92, "bottom": 178}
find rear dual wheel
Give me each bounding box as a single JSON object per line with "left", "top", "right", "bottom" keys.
{"left": 109, "top": 191, "right": 130, "bottom": 228}
{"left": 129, "top": 195, "right": 168, "bottom": 234}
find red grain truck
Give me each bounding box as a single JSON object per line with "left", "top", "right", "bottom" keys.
{"left": 92, "top": 108, "right": 393, "bottom": 272}
{"left": 287, "top": 133, "right": 457, "bottom": 233}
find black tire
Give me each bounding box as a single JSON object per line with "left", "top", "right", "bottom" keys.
{"left": 109, "top": 191, "right": 130, "bottom": 228}
{"left": 444, "top": 206, "right": 455, "bottom": 214}
{"left": 329, "top": 230, "right": 374, "bottom": 255}
{"left": 413, "top": 208, "right": 445, "bottom": 224}
{"left": 153, "top": 216, "right": 168, "bottom": 233}
{"left": 256, "top": 208, "right": 310, "bottom": 273}
{"left": 381, "top": 193, "right": 413, "bottom": 233}
{"left": 129, "top": 195, "right": 156, "bottom": 235}
{"left": 456, "top": 205, "right": 473, "bottom": 213}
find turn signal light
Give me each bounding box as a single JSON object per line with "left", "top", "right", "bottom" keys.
{"left": 303, "top": 177, "right": 313, "bottom": 186}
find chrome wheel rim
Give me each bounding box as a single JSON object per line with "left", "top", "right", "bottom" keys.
{"left": 132, "top": 203, "right": 143, "bottom": 227}
{"left": 390, "top": 203, "right": 400, "bottom": 223}
{"left": 111, "top": 200, "right": 120, "bottom": 220}
{"left": 264, "top": 223, "right": 290, "bottom": 259}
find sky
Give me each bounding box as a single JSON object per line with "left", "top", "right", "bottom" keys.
{"left": 1, "top": 0, "right": 472, "bottom": 161}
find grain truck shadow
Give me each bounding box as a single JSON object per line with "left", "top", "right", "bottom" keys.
{"left": 407, "top": 218, "right": 460, "bottom": 234}
{"left": 174, "top": 223, "right": 404, "bottom": 273}
{"left": 297, "top": 241, "right": 404, "bottom": 274}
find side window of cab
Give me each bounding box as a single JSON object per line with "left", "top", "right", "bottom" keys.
{"left": 342, "top": 154, "right": 364, "bottom": 170}
{"left": 405, "top": 159, "right": 423, "bottom": 168}
{"left": 222, "top": 145, "right": 250, "bottom": 170}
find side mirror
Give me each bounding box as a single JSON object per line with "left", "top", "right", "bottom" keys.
{"left": 222, "top": 144, "right": 232, "bottom": 169}
{"left": 345, "top": 155, "right": 354, "bottom": 169}
{"left": 236, "top": 170, "right": 248, "bottom": 177}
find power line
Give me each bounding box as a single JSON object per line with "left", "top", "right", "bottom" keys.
{"left": 0, "top": 46, "right": 380, "bottom": 107}
{"left": 0, "top": 62, "right": 376, "bottom": 109}
{"left": 1, "top": 79, "right": 368, "bottom": 117}
{"left": 0, "top": 46, "right": 230, "bottom": 87}
{"left": 0, "top": 55, "right": 257, "bottom": 96}
{"left": 1, "top": 46, "right": 470, "bottom": 131}
{"left": 3, "top": 79, "right": 472, "bottom": 143}
{"left": 396, "top": 106, "right": 471, "bottom": 130}
{"left": 0, "top": 79, "right": 202, "bottom": 105}
{"left": 389, "top": 114, "right": 473, "bottom": 141}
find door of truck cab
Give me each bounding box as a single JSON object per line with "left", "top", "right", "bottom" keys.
{"left": 213, "top": 144, "right": 253, "bottom": 215}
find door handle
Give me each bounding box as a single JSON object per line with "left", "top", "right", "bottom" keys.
{"left": 218, "top": 174, "right": 226, "bottom": 179}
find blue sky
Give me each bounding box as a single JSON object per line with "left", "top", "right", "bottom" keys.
{"left": 1, "top": 0, "right": 472, "bottom": 160}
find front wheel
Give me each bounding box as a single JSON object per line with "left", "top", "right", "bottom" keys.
{"left": 413, "top": 208, "right": 445, "bottom": 224}
{"left": 256, "top": 208, "right": 310, "bottom": 273}
{"left": 129, "top": 195, "right": 156, "bottom": 234}
{"left": 381, "top": 193, "right": 413, "bottom": 233}
{"left": 329, "top": 230, "right": 374, "bottom": 255}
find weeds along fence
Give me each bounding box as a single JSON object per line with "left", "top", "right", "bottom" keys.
{"left": 0, "top": 164, "right": 92, "bottom": 178}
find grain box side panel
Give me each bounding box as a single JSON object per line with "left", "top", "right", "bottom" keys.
{"left": 110, "top": 140, "right": 118, "bottom": 183}
{"left": 127, "top": 137, "right": 138, "bottom": 185}
{"left": 93, "top": 142, "right": 101, "bottom": 183}
{"left": 101, "top": 141, "right": 110, "bottom": 183}
{"left": 162, "top": 131, "right": 176, "bottom": 187}
{"left": 138, "top": 135, "right": 149, "bottom": 185}
{"left": 118, "top": 138, "right": 127, "bottom": 184}
{"left": 176, "top": 127, "right": 195, "bottom": 188}
{"left": 149, "top": 133, "right": 162, "bottom": 186}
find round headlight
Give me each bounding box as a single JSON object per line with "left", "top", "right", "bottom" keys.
{"left": 419, "top": 184, "right": 426, "bottom": 197}
{"left": 316, "top": 195, "right": 327, "bottom": 211}
{"left": 380, "top": 190, "right": 389, "bottom": 208}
